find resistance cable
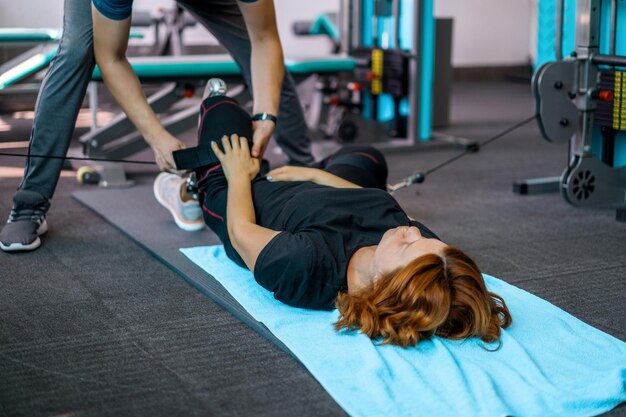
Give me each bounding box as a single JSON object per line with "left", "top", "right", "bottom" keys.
{"left": 386, "top": 114, "right": 539, "bottom": 193}
{"left": 0, "top": 114, "right": 538, "bottom": 190}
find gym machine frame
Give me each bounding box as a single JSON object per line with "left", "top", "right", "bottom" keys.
{"left": 332, "top": 0, "right": 473, "bottom": 151}
{"left": 515, "top": 0, "right": 626, "bottom": 220}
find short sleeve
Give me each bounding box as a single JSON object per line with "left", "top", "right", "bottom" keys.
{"left": 254, "top": 232, "right": 343, "bottom": 310}
{"left": 93, "top": 0, "right": 133, "bottom": 20}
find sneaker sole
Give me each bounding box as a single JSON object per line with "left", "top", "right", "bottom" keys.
{"left": 0, "top": 220, "right": 47, "bottom": 252}
{"left": 153, "top": 178, "right": 205, "bottom": 232}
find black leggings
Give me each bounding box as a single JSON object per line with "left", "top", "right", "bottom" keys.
{"left": 312, "top": 145, "right": 388, "bottom": 191}
{"left": 192, "top": 96, "right": 389, "bottom": 264}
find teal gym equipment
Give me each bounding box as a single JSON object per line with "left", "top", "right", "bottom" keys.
{"left": 340, "top": 0, "right": 460, "bottom": 149}
{"left": 516, "top": 0, "right": 626, "bottom": 221}
{"left": 297, "top": 0, "right": 464, "bottom": 150}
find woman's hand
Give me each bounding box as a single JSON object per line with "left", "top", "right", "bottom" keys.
{"left": 265, "top": 166, "right": 319, "bottom": 183}
{"left": 211, "top": 134, "right": 260, "bottom": 182}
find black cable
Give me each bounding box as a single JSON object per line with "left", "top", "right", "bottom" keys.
{"left": 423, "top": 114, "right": 538, "bottom": 177}
{"left": 1, "top": 114, "right": 539, "bottom": 176}
{"left": 0, "top": 151, "right": 157, "bottom": 165}
{"left": 388, "top": 114, "right": 539, "bottom": 190}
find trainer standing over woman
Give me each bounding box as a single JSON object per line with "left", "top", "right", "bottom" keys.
{"left": 1, "top": 0, "right": 313, "bottom": 252}
{"left": 91, "top": 0, "right": 287, "bottom": 166}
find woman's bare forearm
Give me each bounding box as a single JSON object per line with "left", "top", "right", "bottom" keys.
{"left": 310, "top": 169, "right": 362, "bottom": 189}
{"left": 226, "top": 177, "right": 257, "bottom": 239}
{"left": 225, "top": 176, "right": 280, "bottom": 271}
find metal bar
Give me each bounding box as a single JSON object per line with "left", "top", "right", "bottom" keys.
{"left": 555, "top": 0, "right": 564, "bottom": 60}
{"left": 392, "top": 0, "right": 401, "bottom": 49}
{"left": 81, "top": 82, "right": 180, "bottom": 150}
{"left": 576, "top": 0, "right": 600, "bottom": 59}
{"left": 592, "top": 53, "right": 626, "bottom": 66}
{"left": 88, "top": 82, "right": 99, "bottom": 132}
{"left": 339, "top": 0, "right": 352, "bottom": 53}
{"left": 353, "top": 0, "right": 362, "bottom": 49}
{"left": 610, "top": 0, "right": 617, "bottom": 55}
{"left": 407, "top": 0, "right": 422, "bottom": 145}
{"left": 512, "top": 177, "right": 562, "bottom": 195}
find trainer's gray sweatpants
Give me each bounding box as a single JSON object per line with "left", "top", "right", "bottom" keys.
{"left": 18, "top": 0, "right": 96, "bottom": 200}
{"left": 18, "top": 0, "right": 313, "bottom": 201}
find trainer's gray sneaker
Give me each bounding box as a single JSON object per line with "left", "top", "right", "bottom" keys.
{"left": 153, "top": 172, "right": 204, "bottom": 232}
{"left": 0, "top": 190, "right": 50, "bottom": 252}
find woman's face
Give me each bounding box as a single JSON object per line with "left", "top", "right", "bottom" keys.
{"left": 373, "top": 226, "right": 447, "bottom": 278}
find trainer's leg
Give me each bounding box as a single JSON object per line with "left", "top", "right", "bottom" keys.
{"left": 19, "top": 0, "right": 95, "bottom": 199}
{"left": 176, "top": 0, "right": 315, "bottom": 166}
{"left": 0, "top": 0, "right": 95, "bottom": 252}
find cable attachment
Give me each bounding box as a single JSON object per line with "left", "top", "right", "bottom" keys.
{"left": 185, "top": 172, "right": 199, "bottom": 200}
{"left": 387, "top": 172, "right": 425, "bottom": 193}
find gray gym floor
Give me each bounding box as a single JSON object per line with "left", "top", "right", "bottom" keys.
{"left": 1, "top": 78, "right": 625, "bottom": 417}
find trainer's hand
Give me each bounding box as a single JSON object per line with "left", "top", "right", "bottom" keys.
{"left": 265, "top": 166, "right": 319, "bottom": 183}
{"left": 211, "top": 134, "right": 260, "bottom": 181}
{"left": 150, "top": 132, "right": 186, "bottom": 175}
{"left": 250, "top": 119, "right": 275, "bottom": 160}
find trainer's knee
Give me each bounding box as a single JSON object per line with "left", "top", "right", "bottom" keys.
{"left": 54, "top": 38, "right": 95, "bottom": 68}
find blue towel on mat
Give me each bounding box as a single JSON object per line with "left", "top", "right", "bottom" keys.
{"left": 181, "top": 245, "right": 626, "bottom": 417}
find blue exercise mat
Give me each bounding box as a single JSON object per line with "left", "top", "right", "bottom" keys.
{"left": 181, "top": 245, "right": 626, "bottom": 417}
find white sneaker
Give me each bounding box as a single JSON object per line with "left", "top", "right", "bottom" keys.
{"left": 153, "top": 172, "right": 205, "bottom": 232}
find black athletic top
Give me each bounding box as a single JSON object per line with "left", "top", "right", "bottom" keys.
{"left": 243, "top": 180, "right": 439, "bottom": 310}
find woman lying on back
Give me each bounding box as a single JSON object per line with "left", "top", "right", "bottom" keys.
{"left": 154, "top": 96, "right": 512, "bottom": 347}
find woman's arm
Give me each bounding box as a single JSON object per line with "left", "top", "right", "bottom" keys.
{"left": 211, "top": 135, "right": 281, "bottom": 271}
{"left": 237, "top": 0, "right": 284, "bottom": 159}
{"left": 91, "top": 5, "right": 184, "bottom": 173}
{"left": 266, "top": 166, "right": 362, "bottom": 189}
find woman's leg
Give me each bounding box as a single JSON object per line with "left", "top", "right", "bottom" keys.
{"left": 315, "top": 145, "right": 389, "bottom": 190}
{"left": 175, "top": 0, "right": 314, "bottom": 166}
{"left": 193, "top": 95, "right": 254, "bottom": 251}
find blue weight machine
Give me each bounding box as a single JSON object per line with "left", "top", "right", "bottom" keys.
{"left": 515, "top": 0, "right": 626, "bottom": 221}
{"left": 302, "top": 0, "right": 468, "bottom": 151}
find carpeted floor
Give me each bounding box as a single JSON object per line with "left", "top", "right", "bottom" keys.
{"left": 1, "top": 79, "right": 625, "bottom": 417}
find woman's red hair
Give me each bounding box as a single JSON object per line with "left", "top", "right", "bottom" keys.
{"left": 335, "top": 246, "right": 512, "bottom": 348}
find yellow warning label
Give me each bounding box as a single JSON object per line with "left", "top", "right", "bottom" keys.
{"left": 371, "top": 49, "right": 383, "bottom": 95}
{"left": 613, "top": 71, "right": 622, "bottom": 130}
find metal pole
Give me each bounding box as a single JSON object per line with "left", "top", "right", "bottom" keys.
{"left": 555, "top": 0, "right": 564, "bottom": 60}
{"left": 573, "top": 0, "right": 601, "bottom": 156}
{"left": 408, "top": 0, "right": 422, "bottom": 144}
{"left": 392, "top": 0, "right": 401, "bottom": 49}
{"left": 339, "top": 0, "right": 352, "bottom": 54}
{"left": 591, "top": 54, "right": 626, "bottom": 66}
{"left": 610, "top": 0, "right": 617, "bottom": 55}
{"left": 576, "top": 0, "right": 600, "bottom": 59}
{"left": 353, "top": 0, "right": 362, "bottom": 48}
{"left": 88, "top": 82, "right": 99, "bottom": 132}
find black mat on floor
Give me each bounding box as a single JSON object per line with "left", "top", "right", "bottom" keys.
{"left": 73, "top": 182, "right": 295, "bottom": 359}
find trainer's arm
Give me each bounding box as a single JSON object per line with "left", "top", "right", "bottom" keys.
{"left": 91, "top": 5, "right": 184, "bottom": 172}
{"left": 238, "top": 0, "right": 284, "bottom": 158}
